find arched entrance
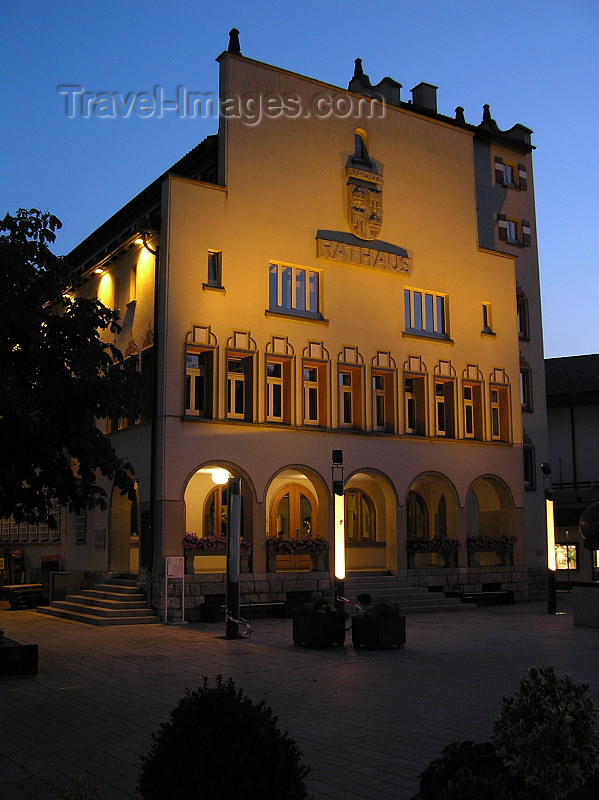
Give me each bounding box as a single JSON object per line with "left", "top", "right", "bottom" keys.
{"left": 109, "top": 480, "right": 139, "bottom": 573}
{"left": 266, "top": 469, "right": 325, "bottom": 571}
{"left": 405, "top": 473, "right": 459, "bottom": 567}
{"left": 466, "top": 477, "right": 513, "bottom": 538}
{"left": 344, "top": 471, "right": 395, "bottom": 572}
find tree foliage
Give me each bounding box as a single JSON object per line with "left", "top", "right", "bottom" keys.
{"left": 0, "top": 208, "right": 142, "bottom": 525}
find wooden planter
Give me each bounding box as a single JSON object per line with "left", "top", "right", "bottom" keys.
{"left": 352, "top": 615, "right": 406, "bottom": 650}
{"left": 292, "top": 612, "right": 346, "bottom": 647}
{"left": 0, "top": 637, "right": 38, "bottom": 676}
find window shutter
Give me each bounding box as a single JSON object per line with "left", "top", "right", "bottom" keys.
{"left": 518, "top": 163, "right": 528, "bottom": 191}
{"left": 497, "top": 214, "right": 508, "bottom": 242}
{"left": 522, "top": 220, "right": 531, "bottom": 247}
{"left": 494, "top": 156, "right": 504, "bottom": 184}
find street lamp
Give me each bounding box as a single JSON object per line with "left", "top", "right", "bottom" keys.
{"left": 542, "top": 462, "right": 557, "bottom": 614}
{"left": 332, "top": 450, "right": 345, "bottom": 607}
{"left": 212, "top": 468, "right": 241, "bottom": 639}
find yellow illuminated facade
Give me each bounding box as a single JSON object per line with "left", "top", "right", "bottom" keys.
{"left": 9, "top": 35, "right": 550, "bottom": 614}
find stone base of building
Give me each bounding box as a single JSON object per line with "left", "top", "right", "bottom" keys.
{"left": 401, "top": 565, "right": 529, "bottom": 603}
{"left": 148, "top": 571, "right": 333, "bottom": 623}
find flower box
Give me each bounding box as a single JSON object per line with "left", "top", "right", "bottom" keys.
{"left": 352, "top": 615, "right": 406, "bottom": 650}
{"left": 292, "top": 610, "right": 345, "bottom": 647}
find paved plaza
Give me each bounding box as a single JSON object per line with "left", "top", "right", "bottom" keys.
{"left": 1, "top": 593, "right": 598, "bottom": 800}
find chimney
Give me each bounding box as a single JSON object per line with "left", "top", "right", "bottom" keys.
{"left": 411, "top": 82, "right": 438, "bottom": 113}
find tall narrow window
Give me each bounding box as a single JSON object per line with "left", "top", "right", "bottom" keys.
{"left": 435, "top": 381, "right": 455, "bottom": 438}
{"left": 516, "top": 289, "right": 530, "bottom": 340}
{"left": 482, "top": 303, "right": 494, "bottom": 334}
{"left": 303, "top": 362, "right": 327, "bottom": 427}
{"left": 185, "top": 348, "right": 213, "bottom": 417}
{"left": 520, "top": 365, "right": 533, "bottom": 412}
{"left": 463, "top": 383, "right": 483, "bottom": 440}
{"left": 404, "top": 289, "right": 447, "bottom": 337}
{"left": 490, "top": 385, "right": 510, "bottom": 442}
{"left": 404, "top": 375, "right": 426, "bottom": 435}
{"left": 227, "top": 354, "right": 253, "bottom": 421}
{"left": 266, "top": 358, "right": 292, "bottom": 425}
{"left": 206, "top": 251, "right": 222, "bottom": 287}
{"left": 337, "top": 367, "right": 363, "bottom": 429}
{"left": 339, "top": 371, "right": 353, "bottom": 427}
{"left": 372, "top": 372, "right": 394, "bottom": 433}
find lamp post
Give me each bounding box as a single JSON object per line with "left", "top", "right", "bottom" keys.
{"left": 212, "top": 468, "right": 241, "bottom": 639}
{"left": 542, "top": 462, "right": 557, "bottom": 614}
{"left": 331, "top": 450, "right": 345, "bottom": 608}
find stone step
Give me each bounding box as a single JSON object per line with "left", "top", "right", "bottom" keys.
{"left": 80, "top": 588, "right": 146, "bottom": 603}
{"left": 91, "top": 583, "right": 142, "bottom": 595}
{"left": 36, "top": 576, "right": 159, "bottom": 626}
{"left": 64, "top": 594, "right": 147, "bottom": 610}
{"left": 343, "top": 574, "right": 474, "bottom": 615}
{"left": 48, "top": 599, "right": 155, "bottom": 618}
{"left": 36, "top": 606, "right": 160, "bottom": 626}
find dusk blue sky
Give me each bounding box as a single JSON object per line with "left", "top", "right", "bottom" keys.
{"left": 2, "top": 0, "right": 597, "bottom": 359}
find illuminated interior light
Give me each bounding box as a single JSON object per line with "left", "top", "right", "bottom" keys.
{"left": 94, "top": 267, "right": 104, "bottom": 274}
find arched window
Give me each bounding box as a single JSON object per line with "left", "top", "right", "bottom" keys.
{"left": 346, "top": 489, "right": 376, "bottom": 542}
{"left": 204, "top": 485, "right": 229, "bottom": 537}
{"left": 407, "top": 491, "right": 428, "bottom": 539}
{"left": 354, "top": 129, "right": 369, "bottom": 163}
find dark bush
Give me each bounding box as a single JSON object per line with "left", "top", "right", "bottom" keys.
{"left": 412, "top": 740, "right": 509, "bottom": 800}
{"left": 138, "top": 675, "right": 311, "bottom": 800}
{"left": 493, "top": 666, "right": 599, "bottom": 800}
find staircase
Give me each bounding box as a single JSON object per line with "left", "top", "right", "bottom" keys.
{"left": 343, "top": 572, "right": 475, "bottom": 615}
{"left": 37, "top": 574, "right": 160, "bottom": 626}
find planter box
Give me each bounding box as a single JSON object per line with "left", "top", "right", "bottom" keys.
{"left": 352, "top": 616, "right": 406, "bottom": 650}
{"left": 0, "top": 637, "right": 38, "bottom": 676}
{"left": 292, "top": 612, "right": 345, "bottom": 647}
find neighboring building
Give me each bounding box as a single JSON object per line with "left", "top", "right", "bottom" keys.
{"left": 546, "top": 354, "right": 599, "bottom": 584}
{"left": 2, "top": 32, "right": 550, "bottom": 616}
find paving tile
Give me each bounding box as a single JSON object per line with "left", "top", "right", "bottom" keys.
{"left": 1, "top": 594, "right": 598, "bottom": 799}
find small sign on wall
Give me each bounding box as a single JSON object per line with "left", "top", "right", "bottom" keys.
{"left": 166, "top": 557, "right": 184, "bottom": 578}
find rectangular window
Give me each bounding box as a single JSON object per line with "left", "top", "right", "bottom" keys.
{"left": 75, "top": 512, "right": 86, "bottom": 543}
{"left": 269, "top": 263, "right": 320, "bottom": 316}
{"left": 226, "top": 354, "right": 254, "bottom": 421}
{"left": 523, "top": 441, "right": 536, "bottom": 490}
{"left": 372, "top": 371, "right": 394, "bottom": 433}
{"left": 303, "top": 362, "right": 327, "bottom": 426}
{"left": 517, "top": 294, "right": 529, "bottom": 340}
{"left": 463, "top": 384, "right": 483, "bottom": 440}
{"left": 404, "top": 375, "right": 426, "bottom": 435}
{"left": 555, "top": 543, "right": 577, "bottom": 571}
{"left": 435, "top": 381, "right": 455, "bottom": 438}
{"left": 206, "top": 251, "right": 222, "bottom": 287}
{"left": 520, "top": 368, "right": 533, "bottom": 412}
{"left": 490, "top": 386, "right": 510, "bottom": 442}
{"left": 266, "top": 358, "right": 292, "bottom": 424}
{"left": 404, "top": 289, "right": 447, "bottom": 337}
{"left": 482, "top": 303, "right": 493, "bottom": 334}
{"left": 185, "top": 348, "right": 214, "bottom": 417}
{"left": 338, "top": 367, "right": 363, "bottom": 429}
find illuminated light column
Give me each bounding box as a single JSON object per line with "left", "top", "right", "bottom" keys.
{"left": 332, "top": 450, "right": 345, "bottom": 606}
{"left": 542, "top": 463, "right": 557, "bottom": 614}
{"left": 212, "top": 468, "right": 241, "bottom": 639}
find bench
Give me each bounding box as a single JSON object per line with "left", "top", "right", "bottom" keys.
{"left": 2, "top": 584, "right": 43, "bottom": 610}
{"left": 461, "top": 590, "right": 514, "bottom": 606}
{"left": 221, "top": 601, "right": 287, "bottom": 620}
